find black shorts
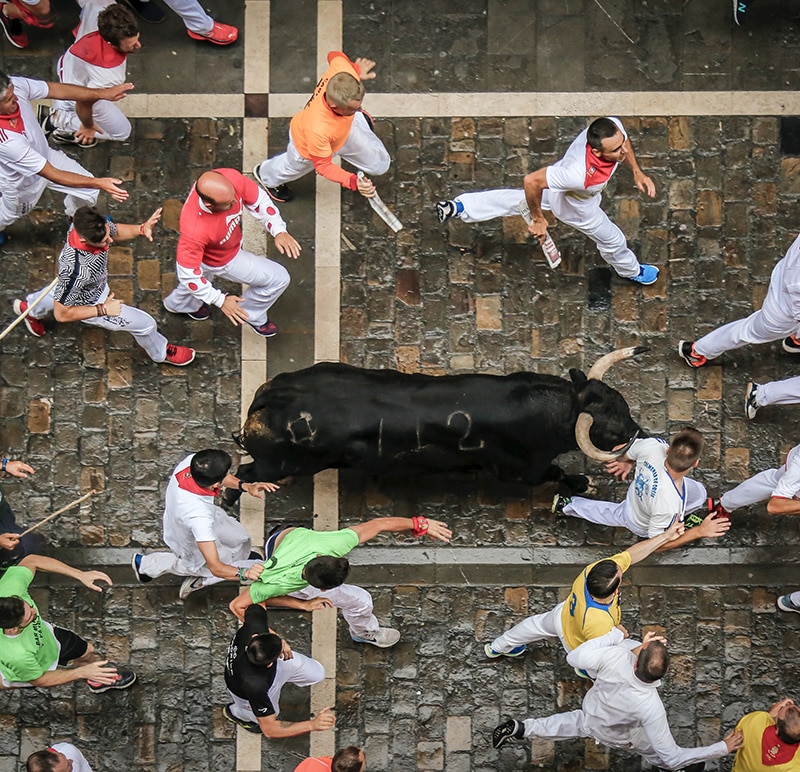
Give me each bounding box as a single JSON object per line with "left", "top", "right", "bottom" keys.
{"left": 53, "top": 626, "right": 89, "bottom": 665}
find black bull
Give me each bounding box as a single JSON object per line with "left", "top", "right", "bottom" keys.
{"left": 233, "top": 347, "right": 647, "bottom": 492}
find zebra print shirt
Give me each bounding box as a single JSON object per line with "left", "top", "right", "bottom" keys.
{"left": 53, "top": 222, "right": 118, "bottom": 306}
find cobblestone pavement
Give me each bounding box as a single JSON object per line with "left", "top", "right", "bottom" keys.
{"left": 1, "top": 1, "right": 800, "bottom": 771}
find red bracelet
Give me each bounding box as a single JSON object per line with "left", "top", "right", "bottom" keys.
{"left": 412, "top": 516, "right": 429, "bottom": 537}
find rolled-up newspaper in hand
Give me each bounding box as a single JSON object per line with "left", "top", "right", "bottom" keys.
{"left": 519, "top": 200, "right": 561, "bottom": 269}
{"left": 357, "top": 171, "right": 403, "bottom": 233}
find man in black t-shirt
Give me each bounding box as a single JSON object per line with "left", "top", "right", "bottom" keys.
{"left": 223, "top": 604, "right": 336, "bottom": 739}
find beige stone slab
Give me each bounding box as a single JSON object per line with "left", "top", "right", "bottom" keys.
{"left": 317, "top": 1, "right": 343, "bottom": 76}
{"left": 125, "top": 93, "right": 244, "bottom": 118}
{"left": 243, "top": 118, "right": 269, "bottom": 174}
{"left": 236, "top": 731, "right": 262, "bottom": 772}
{"left": 311, "top": 607, "right": 338, "bottom": 673}
{"left": 315, "top": 265, "right": 340, "bottom": 363}
{"left": 244, "top": 1, "right": 270, "bottom": 95}
{"left": 268, "top": 93, "right": 308, "bottom": 117}
{"left": 309, "top": 676, "right": 337, "bottom": 758}
{"left": 313, "top": 468, "right": 339, "bottom": 528}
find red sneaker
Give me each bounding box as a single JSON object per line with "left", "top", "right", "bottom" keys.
{"left": 13, "top": 300, "right": 45, "bottom": 337}
{"left": 164, "top": 344, "right": 196, "bottom": 366}
{"left": 249, "top": 320, "right": 278, "bottom": 338}
{"left": 677, "top": 340, "right": 707, "bottom": 368}
{"left": 0, "top": 12, "right": 28, "bottom": 48}
{"left": 187, "top": 20, "right": 238, "bottom": 45}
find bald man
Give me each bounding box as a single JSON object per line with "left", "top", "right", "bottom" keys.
{"left": 163, "top": 168, "right": 301, "bottom": 337}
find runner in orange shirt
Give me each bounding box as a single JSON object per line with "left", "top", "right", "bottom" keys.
{"left": 254, "top": 51, "right": 389, "bottom": 203}
{"left": 293, "top": 746, "right": 365, "bottom": 772}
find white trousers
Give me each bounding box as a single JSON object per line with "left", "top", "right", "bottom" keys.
{"left": 720, "top": 467, "right": 783, "bottom": 512}
{"left": 694, "top": 259, "right": 799, "bottom": 359}
{"left": 564, "top": 478, "right": 707, "bottom": 538}
{"left": 754, "top": 376, "right": 800, "bottom": 407}
{"left": 287, "top": 584, "right": 379, "bottom": 639}
{"left": 139, "top": 506, "right": 254, "bottom": 588}
{"left": 0, "top": 149, "right": 97, "bottom": 229}
{"left": 453, "top": 188, "right": 641, "bottom": 278}
{"left": 164, "top": 248, "right": 290, "bottom": 327}
{"left": 27, "top": 283, "right": 168, "bottom": 362}
{"left": 256, "top": 111, "right": 391, "bottom": 187}
{"left": 491, "top": 601, "right": 568, "bottom": 653}
{"left": 228, "top": 651, "right": 325, "bottom": 723}
{"left": 51, "top": 100, "right": 131, "bottom": 142}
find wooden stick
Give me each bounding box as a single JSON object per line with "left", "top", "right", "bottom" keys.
{"left": 19, "top": 489, "right": 99, "bottom": 536}
{"left": 0, "top": 277, "right": 59, "bottom": 342}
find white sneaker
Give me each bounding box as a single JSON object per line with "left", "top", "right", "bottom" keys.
{"left": 179, "top": 576, "right": 204, "bottom": 600}
{"left": 350, "top": 626, "right": 401, "bottom": 648}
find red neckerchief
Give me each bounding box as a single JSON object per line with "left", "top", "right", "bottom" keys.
{"left": 762, "top": 725, "right": 798, "bottom": 765}
{"left": 69, "top": 30, "right": 126, "bottom": 67}
{"left": 0, "top": 106, "right": 24, "bottom": 134}
{"left": 67, "top": 225, "right": 108, "bottom": 255}
{"left": 584, "top": 144, "right": 617, "bottom": 188}
{"left": 175, "top": 466, "right": 215, "bottom": 497}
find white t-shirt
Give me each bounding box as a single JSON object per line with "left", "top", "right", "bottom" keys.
{"left": 772, "top": 443, "right": 800, "bottom": 499}
{"left": 545, "top": 116, "right": 627, "bottom": 196}
{"left": 0, "top": 77, "right": 51, "bottom": 189}
{"left": 625, "top": 438, "right": 689, "bottom": 537}
{"left": 58, "top": 0, "right": 127, "bottom": 90}
{"left": 52, "top": 743, "right": 94, "bottom": 772}
{"left": 162, "top": 454, "right": 220, "bottom": 570}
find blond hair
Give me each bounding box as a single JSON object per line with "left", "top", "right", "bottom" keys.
{"left": 326, "top": 72, "right": 364, "bottom": 108}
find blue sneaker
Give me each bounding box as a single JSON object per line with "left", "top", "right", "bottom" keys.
{"left": 484, "top": 643, "right": 526, "bottom": 659}
{"left": 629, "top": 264, "right": 659, "bottom": 285}
{"left": 131, "top": 553, "right": 152, "bottom": 583}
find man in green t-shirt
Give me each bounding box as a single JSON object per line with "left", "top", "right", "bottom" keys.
{"left": 229, "top": 516, "right": 452, "bottom": 648}
{"left": 0, "top": 554, "right": 135, "bottom": 691}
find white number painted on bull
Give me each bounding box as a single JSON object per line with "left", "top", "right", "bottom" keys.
{"left": 287, "top": 411, "right": 316, "bottom": 445}
{"left": 447, "top": 411, "right": 485, "bottom": 451}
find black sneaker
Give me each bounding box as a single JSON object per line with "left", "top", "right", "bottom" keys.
{"left": 0, "top": 13, "right": 27, "bottom": 48}
{"left": 223, "top": 704, "right": 261, "bottom": 734}
{"left": 252, "top": 164, "right": 294, "bottom": 203}
{"left": 783, "top": 336, "right": 800, "bottom": 353}
{"left": 677, "top": 340, "right": 707, "bottom": 368}
{"left": 119, "top": 0, "right": 165, "bottom": 22}
{"left": 37, "top": 104, "right": 55, "bottom": 135}
{"left": 733, "top": 0, "right": 754, "bottom": 25}
{"left": 87, "top": 663, "right": 136, "bottom": 693}
{"left": 51, "top": 130, "right": 98, "bottom": 148}
{"left": 744, "top": 381, "right": 759, "bottom": 420}
{"left": 436, "top": 200, "right": 458, "bottom": 223}
{"left": 551, "top": 494, "right": 571, "bottom": 514}
{"left": 492, "top": 719, "right": 524, "bottom": 749}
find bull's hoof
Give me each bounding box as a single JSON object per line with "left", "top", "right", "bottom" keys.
{"left": 559, "top": 474, "right": 589, "bottom": 494}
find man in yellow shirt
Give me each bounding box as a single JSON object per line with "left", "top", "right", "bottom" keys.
{"left": 253, "top": 51, "right": 389, "bottom": 203}
{"left": 732, "top": 699, "right": 800, "bottom": 771}
{"left": 485, "top": 518, "right": 683, "bottom": 659}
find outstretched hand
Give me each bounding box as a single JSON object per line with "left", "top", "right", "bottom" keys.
{"left": 3, "top": 460, "right": 34, "bottom": 478}
{"left": 354, "top": 58, "right": 376, "bottom": 80}
{"left": 79, "top": 570, "right": 112, "bottom": 592}
{"left": 425, "top": 520, "right": 452, "bottom": 543}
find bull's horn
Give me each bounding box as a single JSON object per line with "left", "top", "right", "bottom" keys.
{"left": 586, "top": 345, "right": 650, "bottom": 382}
{"left": 574, "top": 413, "right": 638, "bottom": 462}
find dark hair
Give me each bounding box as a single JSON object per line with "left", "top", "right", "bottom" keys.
{"left": 586, "top": 117, "right": 621, "bottom": 151}
{"left": 0, "top": 596, "right": 25, "bottom": 628}
{"left": 246, "top": 633, "right": 282, "bottom": 667}
{"left": 666, "top": 427, "right": 704, "bottom": 473}
{"left": 332, "top": 746, "right": 365, "bottom": 772}
{"left": 586, "top": 560, "right": 621, "bottom": 599}
{"left": 303, "top": 556, "right": 350, "bottom": 590}
{"left": 72, "top": 206, "right": 109, "bottom": 244}
{"left": 635, "top": 640, "right": 670, "bottom": 683}
{"left": 190, "top": 449, "right": 232, "bottom": 488}
{"left": 98, "top": 3, "right": 139, "bottom": 47}
{"left": 26, "top": 750, "right": 58, "bottom": 772}
{"left": 0, "top": 71, "right": 10, "bottom": 97}
{"left": 777, "top": 705, "right": 800, "bottom": 744}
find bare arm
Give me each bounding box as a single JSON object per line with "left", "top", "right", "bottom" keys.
{"left": 766, "top": 496, "right": 800, "bottom": 515}
{"left": 522, "top": 167, "right": 550, "bottom": 239}
{"left": 113, "top": 208, "right": 162, "bottom": 243}
{"left": 18, "top": 554, "right": 111, "bottom": 591}
{"left": 37, "top": 162, "right": 128, "bottom": 202}
{"left": 626, "top": 518, "right": 684, "bottom": 564}
{"left": 197, "top": 541, "right": 241, "bottom": 581}
{"left": 655, "top": 512, "right": 731, "bottom": 552}
{"left": 30, "top": 660, "right": 118, "bottom": 688}
{"left": 349, "top": 517, "right": 452, "bottom": 544}
{"left": 257, "top": 706, "right": 335, "bottom": 739}
{"left": 46, "top": 81, "right": 134, "bottom": 104}
{"left": 621, "top": 138, "right": 656, "bottom": 197}
{"left": 54, "top": 293, "right": 123, "bottom": 323}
